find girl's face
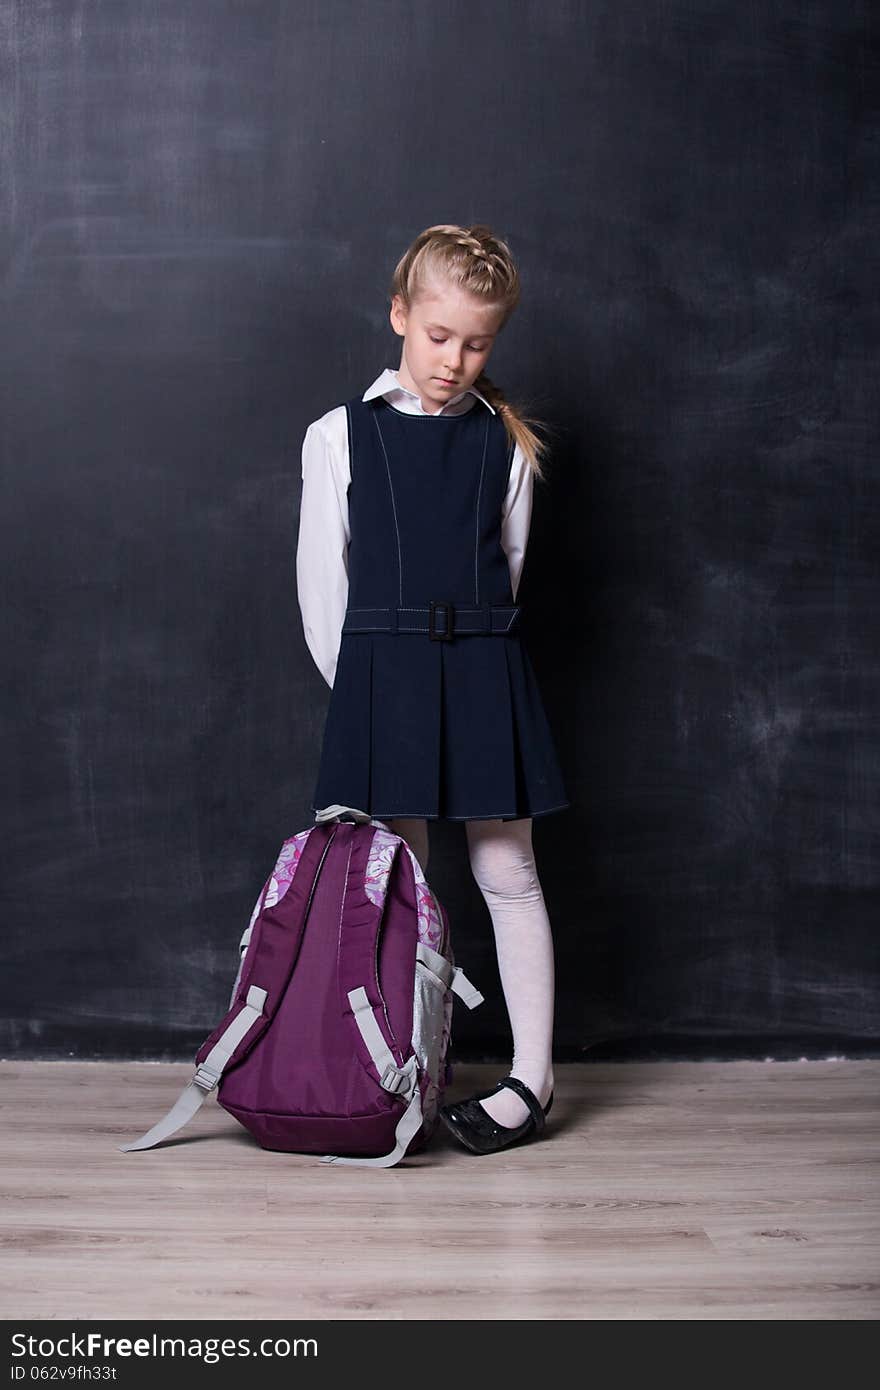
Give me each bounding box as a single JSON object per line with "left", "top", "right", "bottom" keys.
{"left": 390, "top": 281, "right": 505, "bottom": 415}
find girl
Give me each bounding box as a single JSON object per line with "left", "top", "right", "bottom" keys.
{"left": 296, "top": 223, "right": 570, "bottom": 1154}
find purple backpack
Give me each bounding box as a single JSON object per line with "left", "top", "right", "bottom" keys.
{"left": 119, "top": 806, "right": 484, "bottom": 1167}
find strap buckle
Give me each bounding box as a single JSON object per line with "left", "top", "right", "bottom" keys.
{"left": 428, "top": 600, "right": 454, "bottom": 642}
{"left": 193, "top": 1063, "right": 222, "bottom": 1093}
{"left": 381, "top": 1063, "right": 410, "bottom": 1095}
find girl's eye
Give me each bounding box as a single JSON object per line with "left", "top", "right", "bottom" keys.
{"left": 429, "top": 335, "right": 485, "bottom": 351}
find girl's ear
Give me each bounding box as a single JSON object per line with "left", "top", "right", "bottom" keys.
{"left": 389, "top": 294, "right": 407, "bottom": 336}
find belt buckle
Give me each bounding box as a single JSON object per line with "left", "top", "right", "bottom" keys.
{"left": 428, "top": 599, "right": 454, "bottom": 642}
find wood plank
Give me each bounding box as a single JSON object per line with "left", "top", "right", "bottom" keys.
{"left": 1, "top": 1060, "right": 877, "bottom": 1320}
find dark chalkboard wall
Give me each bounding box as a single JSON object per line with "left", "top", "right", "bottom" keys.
{"left": 2, "top": 1, "right": 877, "bottom": 1061}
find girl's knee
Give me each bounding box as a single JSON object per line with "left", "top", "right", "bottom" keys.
{"left": 465, "top": 818, "right": 540, "bottom": 899}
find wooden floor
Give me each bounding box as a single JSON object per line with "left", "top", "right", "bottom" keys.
{"left": 1, "top": 1059, "right": 878, "bottom": 1320}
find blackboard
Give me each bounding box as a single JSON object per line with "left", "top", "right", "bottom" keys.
{"left": 1, "top": 0, "right": 876, "bottom": 1061}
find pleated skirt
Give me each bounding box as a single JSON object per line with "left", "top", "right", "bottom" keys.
{"left": 310, "top": 631, "right": 570, "bottom": 822}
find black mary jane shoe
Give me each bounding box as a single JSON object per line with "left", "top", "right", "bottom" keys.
{"left": 438, "top": 1076, "right": 554, "bottom": 1155}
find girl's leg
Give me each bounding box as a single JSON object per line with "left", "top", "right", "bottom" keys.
{"left": 464, "top": 817, "right": 556, "bottom": 1128}
{"left": 385, "top": 817, "right": 430, "bottom": 877}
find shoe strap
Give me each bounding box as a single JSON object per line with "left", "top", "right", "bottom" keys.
{"left": 496, "top": 1076, "right": 546, "bottom": 1134}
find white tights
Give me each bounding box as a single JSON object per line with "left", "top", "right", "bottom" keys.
{"left": 386, "top": 816, "right": 555, "bottom": 1129}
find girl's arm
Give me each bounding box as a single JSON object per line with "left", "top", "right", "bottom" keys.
{"left": 500, "top": 442, "right": 534, "bottom": 603}
{"left": 296, "top": 417, "right": 351, "bottom": 689}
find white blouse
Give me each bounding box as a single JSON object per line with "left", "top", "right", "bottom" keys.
{"left": 296, "top": 367, "right": 535, "bottom": 689}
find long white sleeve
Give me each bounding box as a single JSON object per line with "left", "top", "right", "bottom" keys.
{"left": 296, "top": 418, "right": 351, "bottom": 689}
{"left": 500, "top": 442, "right": 534, "bottom": 602}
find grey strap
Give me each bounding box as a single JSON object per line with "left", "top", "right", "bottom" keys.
{"left": 118, "top": 984, "right": 268, "bottom": 1153}
{"left": 342, "top": 985, "right": 401, "bottom": 1085}
{"left": 416, "top": 940, "right": 453, "bottom": 985}
{"left": 450, "top": 965, "right": 484, "bottom": 1009}
{"left": 319, "top": 1075, "right": 424, "bottom": 1169}
{"left": 319, "top": 986, "right": 423, "bottom": 1167}
{"left": 416, "top": 941, "right": 484, "bottom": 1009}
{"left": 320, "top": 955, "right": 482, "bottom": 1165}
{"left": 228, "top": 922, "right": 254, "bottom": 1007}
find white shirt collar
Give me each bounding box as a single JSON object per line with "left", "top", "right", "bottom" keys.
{"left": 362, "top": 367, "right": 496, "bottom": 416}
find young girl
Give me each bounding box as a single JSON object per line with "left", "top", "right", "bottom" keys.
{"left": 296, "top": 223, "right": 570, "bottom": 1154}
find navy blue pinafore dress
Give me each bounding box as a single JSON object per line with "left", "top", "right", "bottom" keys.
{"left": 310, "top": 393, "right": 570, "bottom": 822}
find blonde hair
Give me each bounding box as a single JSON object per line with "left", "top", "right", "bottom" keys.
{"left": 389, "top": 223, "right": 550, "bottom": 481}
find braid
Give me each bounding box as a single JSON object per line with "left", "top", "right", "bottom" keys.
{"left": 453, "top": 234, "right": 502, "bottom": 271}
{"left": 472, "top": 372, "right": 550, "bottom": 483}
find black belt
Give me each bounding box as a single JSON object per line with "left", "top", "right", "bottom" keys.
{"left": 341, "top": 601, "right": 521, "bottom": 640}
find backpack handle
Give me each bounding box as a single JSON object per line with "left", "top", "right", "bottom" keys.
{"left": 314, "top": 804, "right": 374, "bottom": 825}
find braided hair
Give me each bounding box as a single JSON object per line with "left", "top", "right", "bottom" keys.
{"left": 388, "top": 224, "right": 550, "bottom": 480}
